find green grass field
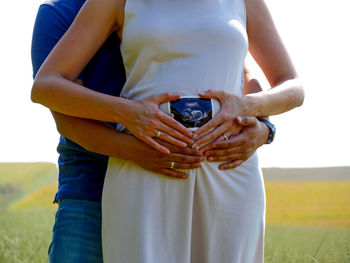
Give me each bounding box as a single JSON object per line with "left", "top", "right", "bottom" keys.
{"left": 0, "top": 208, "right": 55, "bottom": 263}
{"left": 0, "top": 162, "right": 57, "bottom": 208}
{"left": 1, "top": 208, "right": 349, "bottom": 263}
{"left": 0, "top": 163, "right": 349, "bottom": 262}
{"left": 265, "top": 181, "right": 350, "bottom": 228}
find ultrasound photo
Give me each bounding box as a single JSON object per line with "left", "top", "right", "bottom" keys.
{"left": 170, "top": 98, "right": 212, "bottom": 130}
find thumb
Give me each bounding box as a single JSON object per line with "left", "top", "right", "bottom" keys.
{"left": 235, "top": 116, "right": 257, "bottom": 127}
{"left": 199, "top": 89, "right": 225, "bottom": 99}
{"left": 150, "top": 92, "right": 181, "bottom": 103}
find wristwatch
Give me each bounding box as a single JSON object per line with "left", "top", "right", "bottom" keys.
{"left": 258, "top": 119, "right": 276, "bottom": 144}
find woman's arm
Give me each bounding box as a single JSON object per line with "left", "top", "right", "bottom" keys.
{"left": 192, "top": 0, "right": 304, "bottom": 146}
{"left": 31, "top": 0, "right": 193, "bottom": 153}
{"left": 243, "top": 0, "right": 304, "bottom": 116}
{"left": 52, "top": 66, "right": 267, "bottom": 174}
{"left": 54, "top": 66, "right": 267, "bottom": 174}
{"left": 202, "top": 65, "right": 269, "bottom": 169}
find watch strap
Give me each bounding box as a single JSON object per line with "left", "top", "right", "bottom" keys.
{"left": 258, "top": 118, "right": 276, "bottom": 144}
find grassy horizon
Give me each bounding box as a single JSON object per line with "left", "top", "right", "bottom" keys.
{"left": 0, "top": 163, "right": 349, "bottom": 262}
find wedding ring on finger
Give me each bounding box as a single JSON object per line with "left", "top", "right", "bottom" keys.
{"left": 223, "top": 135, "right": 229, "bottom": 141}
{"left": 156, "top": 130, "right": 161, "bottom": 137}
{"left": 170, "top": 161, "right": 175, "bottom": 169}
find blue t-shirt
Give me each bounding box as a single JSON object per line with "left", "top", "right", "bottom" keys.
{"left": 31, "top": 0, "right": 126, "bottom": 202}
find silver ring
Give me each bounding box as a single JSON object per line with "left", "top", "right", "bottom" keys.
{"left": 156, "top": 130, "right": 161, "bottom": 137}
{"left": 170, "top": 161, "right": 175, "bottom": 169}
{"left": 223, "top": 135, "right": 229, "bottom": 141}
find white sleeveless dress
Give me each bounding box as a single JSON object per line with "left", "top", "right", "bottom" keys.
{"left": 102, "top": 0, "right": 265, "bottom": 262}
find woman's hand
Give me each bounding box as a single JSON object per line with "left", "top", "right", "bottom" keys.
{"left": 192, "top": 90, "right": 249, "bottom": 148}
{"left": 200, "top": 116, "right": 268, "bottom": 170}
{"left": 123, "top": 136, "right": 205, "bottom": 179}
{"left": 118, "top": 93, "right": 194, "bottom": 154}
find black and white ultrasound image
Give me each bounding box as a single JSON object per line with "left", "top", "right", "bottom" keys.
{"left": 170, "top": 98, "right": 212, "bottom": 129}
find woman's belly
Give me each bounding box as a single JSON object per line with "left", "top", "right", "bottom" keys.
{"left": 120, "top": 53, "right": 245, "bottom": 101}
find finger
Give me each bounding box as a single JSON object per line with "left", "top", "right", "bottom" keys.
{"left": 158, "top": 112, "right": 193, "bottom": 139}
{"left": 173, "top": 146, "right": 203, "bottom": 156}
{"left": 192, "top": 114, "right": 225, "bottom": 140}
{"left": 193, "top": 122, "right": 228, "bottom": 147}
{"left": 168, "top": 153, "right": 205, "bottom": 164}
{"left": 195, "top": 122, "right": 241, "bottom": 148}
{"left": 173, "top": 162, "right": 202, "bottom": 170}
{"left": 216, "top": 130, "right": 238, "bottom": 142}
{"left": 199, "top": 141, "right": 218, "bottom": 152}
{"left": 205, "top": 147, "right": 240, "bottom": 157}
{"left": 143, "top": 136, "right": 170, "bottom": 154}
{"left": 235, "top": 116, "right": 258, "bottom": 127}
{"left": 157, "top": 121, "right": 193, "bottom": 145}
{"left": 159, "top": 168, "right": 188, "bottom": 179}
{"left": 198, "top": 89, "right": 225, "bottom": 100}
{"left": 202, "top": 140, "right": 237, "bottom": 150}
{"left": 219, "top": 160, "right": 244, "bottom": 170}
{"left": 156, "top": 129, "right": 188, "bottom": 148}
{"left": 211, "top": 134, "right": 247, "bottom": 149}
{"left": 198, "top": 133, "right": 238, "bottom": 152}
{"left": 216, "top": 134, "right": 227, "bottom": 142}
{"left": 198, "top": 92, "right": 218, "bottom": 100}
{"left": 207, "top": 153, "right": 242, "bottom": 162}
{"left": 155, "top": 139, "right": 203, "bottom": 156}
{"left": 150, "top": 92, "right": 181, "bottom": 104}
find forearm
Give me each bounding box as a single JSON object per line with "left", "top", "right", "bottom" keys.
{"left": 52, "top": 111, "right": 203, "bottom": 178}
{"left": 51, "top": 111, "right": 133, "bottom": 159}
{"left": 33, "top": 76, "right": 130, "bottom": 123}
{"left": 244, "top": 78, "right": 304, "bottom": 117}
{"left": 33, "top": 76, "right": 192, "bottom": 153}
{"left": 244, "top": 0, "right": 305, "bottom": 117}
{"left": 243, "top": 66, "right": 268, "bottom": 121}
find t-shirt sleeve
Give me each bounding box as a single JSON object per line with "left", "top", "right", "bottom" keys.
{"left": 31, "top": 4, "right": 83, "bottom": 80}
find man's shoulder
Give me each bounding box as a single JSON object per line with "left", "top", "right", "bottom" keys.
{"left": 38, "top": 0, "right": 85, "bottom": 25}
{"left": 31, "top": 0, "right": 86, "bottom": 77}
{"left": 41, "top": 0, "right": 85, "bottom": 10}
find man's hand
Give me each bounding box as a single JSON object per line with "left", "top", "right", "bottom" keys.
{"left": 122, "top": 136, "right": 205, "bottom": 179}
{"left": 200, "top": 116, "right": 268, "bottom": 170}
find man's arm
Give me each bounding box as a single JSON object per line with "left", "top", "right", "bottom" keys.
{"left": 31, "top": 3, "right": 202, "bottom": 178}
{"left": 52, "top": 112, "right": 204, "bottom": 178}
{"left": 243, "top": 65, "right": 264, "bottom": 95}
{"left": 32, "top": 4, "right": 83, "bottom": 79}
{"left": 31, "top": 0, "right": 193, "bottom": 153}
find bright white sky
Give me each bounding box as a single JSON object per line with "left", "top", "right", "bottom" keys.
{"left": 0, "top": 0, "right": 349, "bottom": 168}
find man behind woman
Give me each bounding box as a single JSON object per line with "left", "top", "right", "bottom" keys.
{"left": 31, "top": 0, "right": 274, "bottom": 261}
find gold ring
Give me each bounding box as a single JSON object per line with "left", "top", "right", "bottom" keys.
{"left": 170, "top": 161, "right": 175, "bottom": 169}
{"left": 156, "top": 130, "right": 161, "bottom": 137}
{"left": 223, "top": 135, "right": 229, "bottom": 141}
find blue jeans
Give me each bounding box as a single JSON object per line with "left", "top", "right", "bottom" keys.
{"left": 48, "top": 199, "right": 103, "bottom": 263}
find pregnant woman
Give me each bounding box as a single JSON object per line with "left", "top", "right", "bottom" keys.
{"left": 32, "top": 0, "right": 304, "bottom": 261}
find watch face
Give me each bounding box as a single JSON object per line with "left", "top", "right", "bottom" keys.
{"left": 170, "top": 97, "right": 212, "bottom": 130}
